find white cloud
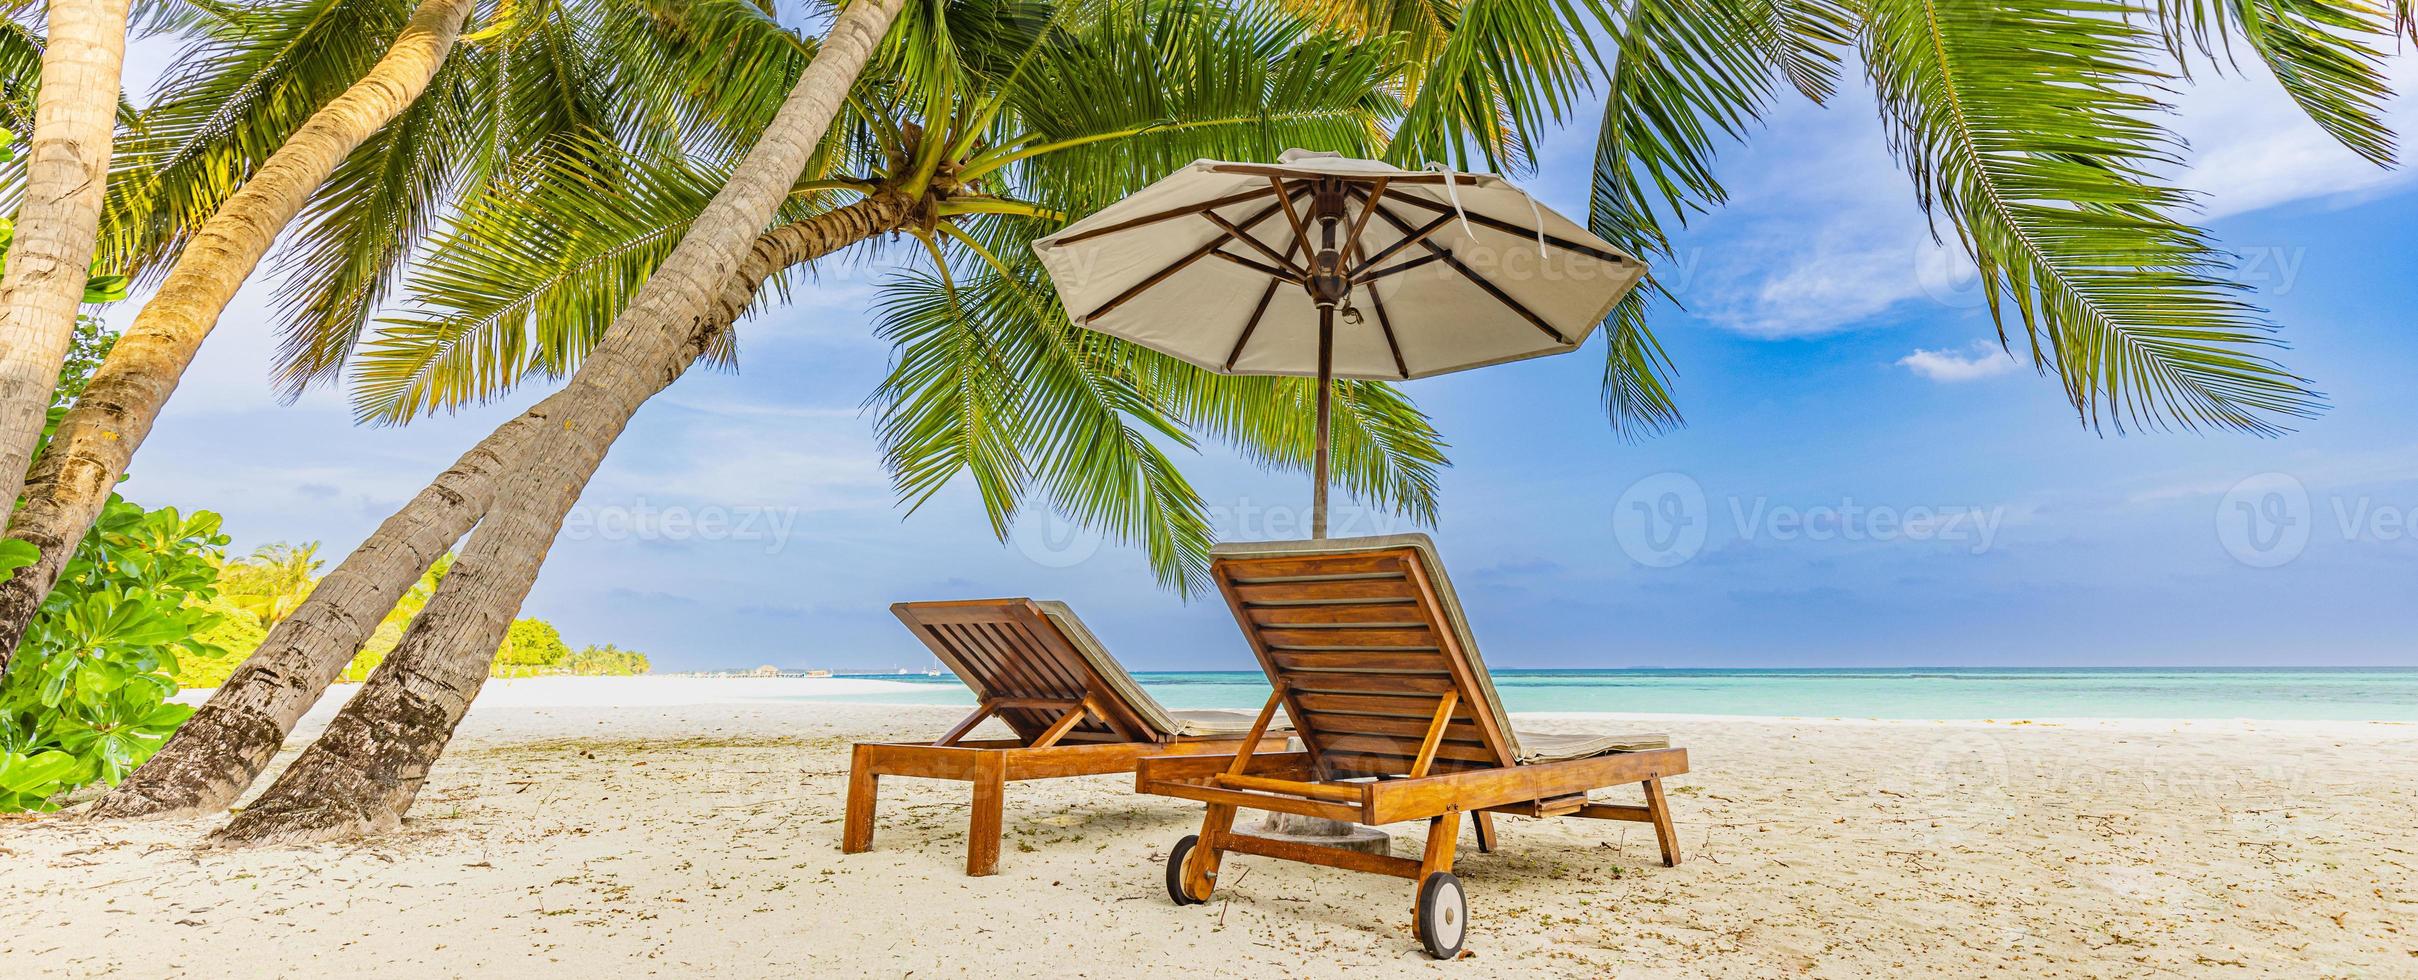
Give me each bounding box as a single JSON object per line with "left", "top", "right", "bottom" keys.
{"left": 1898, "top": 341, "right": 2019, "bottom": 383}
{"left": 1651, "top": 50, "right": 2418, "bottom": 341}
{"left": 2172, "top": 56, "right": 2418, "bottom": 220}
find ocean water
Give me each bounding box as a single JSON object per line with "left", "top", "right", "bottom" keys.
{"left": 806, "top": 668, "right": 2418, "bottom": 721}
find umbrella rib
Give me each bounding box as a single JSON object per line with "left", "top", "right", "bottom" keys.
{"left": 1268, "top": 177, "right": 1313, "bottom": 264}
{"left": 1347, "top": 212, "right": 1453, "bottom": 277}
{"left": 1381, "top": 193, "right": 1634, "bottom": 266}
{"left": 1223, "top": 276, "right": 1284, "bottom": 371}
{"left": 1206, "top": 247, "right": 1301, "bottom": 283}
{"left": 1341, "top": 177, "right": 1387, "bottom": 260}
{"left": 1050, "top": 187, "right": 1279, "bottom": 247}
{"left": 1202, "top": 212, "right": 1306, "bottom": 277}
{"left": 1353, "top": 188, "right": 1571, "bottom": 346}
{"left": 1081, "top": 187, "right": 1308, "bottom": 323}
{"left": 1355, "top": 250, "right": 1448, "bottom": 284}
{"left": 1350, "top": 239, "right": 1409, "bottom": 379}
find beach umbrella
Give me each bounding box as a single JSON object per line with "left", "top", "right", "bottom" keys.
{"left": 1033, "top": 150, "right": 1646, "bottom": 537}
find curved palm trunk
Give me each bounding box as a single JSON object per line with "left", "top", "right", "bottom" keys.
{"left": 212, "top": 195, "right": 910, "bottom": 845}
{"left": 86, "top": 411, "right": 536, "bottom": 819}
{"left": 0, "top": 0, "right": 477, "bottom": 680}
{"left": 0, "top": 0, "right": 134, "bottom": 509}
{"left": 202, "top": 0, "right": 908, "bottom": 845}
{"left": 90, "top": 198, "right": 907, "bottom": 821}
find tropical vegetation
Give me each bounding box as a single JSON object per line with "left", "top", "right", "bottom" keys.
{"left": 0, "top": 0, "right": 2386, "bottom": 839}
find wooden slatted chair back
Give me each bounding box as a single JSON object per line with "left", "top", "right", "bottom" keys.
{"left": 891, "top": 599, "right": 1154, "bottom": 745}
{"left": 1211, "top": 545, "right": 1517, "bottom": 779}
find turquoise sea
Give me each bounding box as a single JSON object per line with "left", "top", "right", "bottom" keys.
{"left": 804, "top": 668, "right": 2418, "bottom": 721}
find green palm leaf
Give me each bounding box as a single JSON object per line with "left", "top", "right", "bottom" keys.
{"left": 1588, "top": 0, "right": 1816, "bottom": 438}
{"left": 100, "top": 0, "right": 414, "bottom": 280}
{"left": 350, "top": 145, "right": 802, "bottom": 424}
{"left": 1274, "top": 0, "right": 1599, "bottom": 174}
{"left": 1864, "top": 0, "right": 2322, "bottom": 434}
{"left": 2156, "top": 0, "right": 2401, "bottom": 165}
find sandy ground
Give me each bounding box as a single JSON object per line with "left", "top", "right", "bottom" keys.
{"left": 4, "top": 678, "right": 2415, "bottom": 978}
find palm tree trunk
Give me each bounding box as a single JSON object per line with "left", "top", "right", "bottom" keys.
{"left": 0, "top": 0, "right": 134, "bottom": 510}
{"left": 85, "top": 410, "right": 536, "bottom": 819}
{"left": 211, "top": 191, "right": 912, "bottom": 845}
{"left": 89, "top": 194, "right": 909, "bottom": 821}
{"left": 0, "top": 0, "right": 476, "bottom": 681}
{"left": 197, "top": 0, "right": 908, "bottom": 844}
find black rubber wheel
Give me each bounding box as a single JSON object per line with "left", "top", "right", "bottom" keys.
{"left": 1165, "top": 834, "right": 1205, "bottom": 906}
{"left": 1415, "top": 871, "right": 1468, "bottom": 960}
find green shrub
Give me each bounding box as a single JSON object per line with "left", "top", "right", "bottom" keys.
{"left": 0, "top": 498, "right": 228, "bottom": 810}
{"left": 493, "top": 618, "right": 571, "bottom": 675}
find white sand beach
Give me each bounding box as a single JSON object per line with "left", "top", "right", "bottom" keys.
{"left": 5, "top": 677, "right": 2414, "bottom": 977}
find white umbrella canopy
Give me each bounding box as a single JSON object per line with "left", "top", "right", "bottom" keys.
{"left": 1030, "top": 150, "right": 1647, "bottom": 536}
{"left": 1031, "top": 150, "right": 1646, "bottom": 381}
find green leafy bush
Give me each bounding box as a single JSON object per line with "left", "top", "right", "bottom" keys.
{"left": 494, "top": 618, "right": 571, "bottom": 676}
{"left": 0, "top": 498, "right": 229, "bottom": 810}
{"left": 0, "top": 318, "right": 226, "bottom": 811}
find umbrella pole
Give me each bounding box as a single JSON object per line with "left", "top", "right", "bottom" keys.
{"left": 1313, "top": 306, "right": 1333, "bottom": 539}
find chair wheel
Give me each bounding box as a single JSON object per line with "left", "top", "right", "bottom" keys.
{"left": 1416, "top": 871, "right": 1468, "bottom": 960}
{"left": 1166, "top": 834, "right": 1205, "bottom": 905}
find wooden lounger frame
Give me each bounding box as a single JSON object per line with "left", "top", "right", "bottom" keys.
{"left": 843, "top": 599, "right": 1289, "bottom": 876}
{"left": 1136, "top": 543, "right": 1687, "bottom": 923}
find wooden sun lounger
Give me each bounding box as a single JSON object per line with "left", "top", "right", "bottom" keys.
{"left": 842, "top": 599, "right": 1291, "bottom": 876}
{"left": 1135, "top": 535, "right": 1688, "bottom": 960}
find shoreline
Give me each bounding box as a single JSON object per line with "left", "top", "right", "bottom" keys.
{"left": 175, "top": 675, "right": 2418, "bottom": 734}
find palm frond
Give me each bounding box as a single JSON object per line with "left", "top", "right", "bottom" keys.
{"left": 1746, "top": 0, "right": 1860, "bottom": 103}
{"left": 1864, "top": 0, "right": 2322, "bottom": 434}
{"left": 265, "top": 48, "right": 479, "bottom": 397}
{"left": 1587, "top": 0, "right": 1797, "bottom": 438}
{"left": 871, "top": 260, "right": 1220, "bottom": 593}
{"left": 1274, "top": 0, "right": 1599, "bottom": 174}
{"left": 596, "top": 0, "right": 849, "bottom": 161}
{"left": 100, "top": 0, "right": 414, "bottom": 279}
{"left": 269, "top": 0, "right": 639, "bottom": 397}
{"left": 983, "top": 0, "right": 1399, "bottom": 215}
{"left": 349, "top": 145, "right": 775, "bottom": 424}
{"left": 2156, "top": 0, "right": 2400, "bottom": 165}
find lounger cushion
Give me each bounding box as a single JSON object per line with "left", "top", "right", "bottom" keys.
{"left": 1035, "top": 602, "right": 1289, "bottom": 739}
{"left": 1512, "top": 729, "right": 1671, "bottom": 763}
{"left": 1208, "top": 533, "right": 1524, "bottom": 764}
{"left": 1165, "top": 708, "right": 1288, "bottom": 737}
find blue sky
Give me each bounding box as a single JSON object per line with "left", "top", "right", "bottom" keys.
{"left": 112, "top": 42, "right": 2418, "bottom": 671}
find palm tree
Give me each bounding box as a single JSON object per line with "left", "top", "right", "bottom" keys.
{"left": 200, "top": 0, "right": 1460, "bottom": 846}
{"left": 88, "top": 0, "right": 921, "bottom": 823}
{"left": 121, "top": 0, "right": 2395, "bottom": 839}
{"left": 0, "top": 0, "right": 141, "bottom": 510}
{"left": 218, "top": 541, "right": 325, "bottom": 629}
{"left": 0, "top": 0, "right": 802, "bottom": 678}
{"left": 0, "top": 0, "right": 479, "bottom": 681}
